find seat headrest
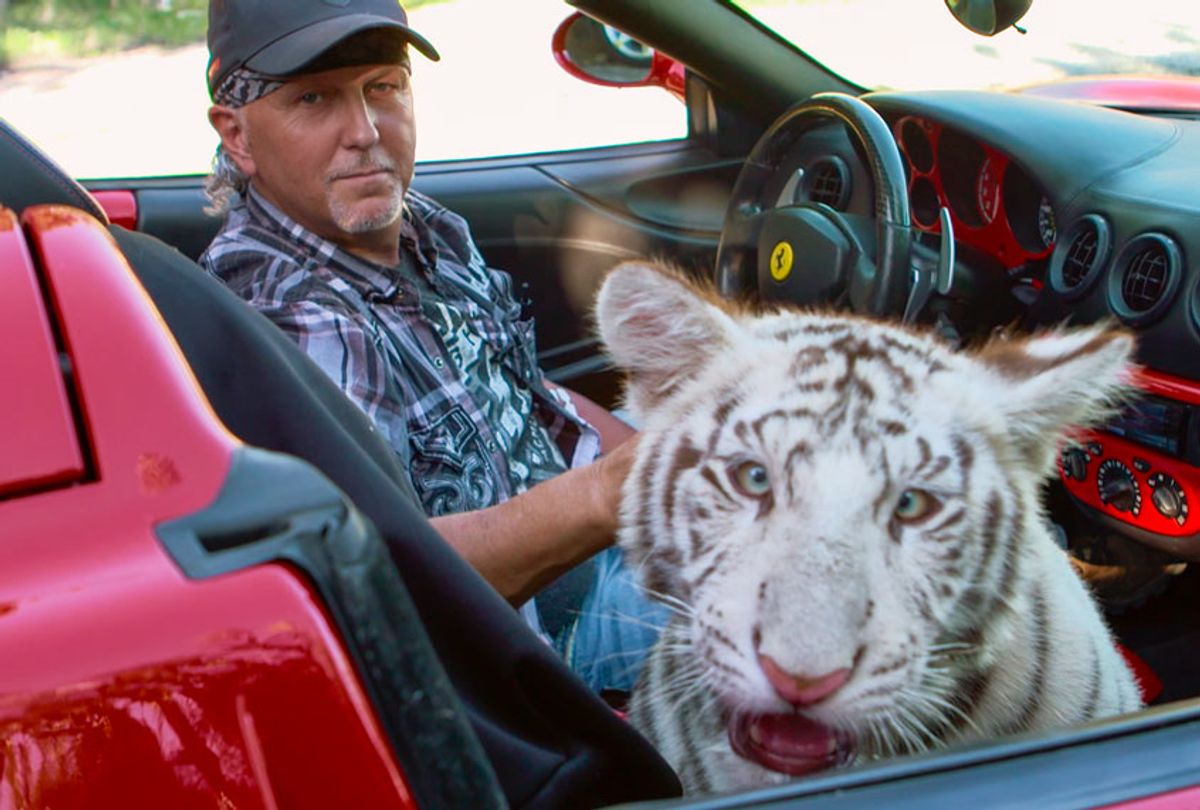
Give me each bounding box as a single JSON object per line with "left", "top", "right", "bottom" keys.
{"left": 0, "top": 118, "right": 108, "bottom": 224}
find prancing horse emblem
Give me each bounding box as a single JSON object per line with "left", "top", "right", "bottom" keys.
{"left": 769, "top": 241, "right": 794, "bottom": 282}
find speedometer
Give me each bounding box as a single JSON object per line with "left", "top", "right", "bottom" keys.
{"left": 976, "top": 156, "right": 1002, "bottom": 224}
{"left": 1037, "top": 196, "right": 1056, "bottom": 249}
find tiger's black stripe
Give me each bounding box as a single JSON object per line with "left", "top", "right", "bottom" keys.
{"left": 751, "top": 409, "right": 788, "bottom": 442}
{"left": 706, "top": 625, "right": 740, "bottom": 654}
{"left": 699, "top": 466, "right": 737, "bottom": 505}
{"left": 952, "top": 435, "right": 975, "bottom": 491}
{"left": 646, "top": 545, "right": 685, "bottom": 598}
{"left": 1078, "top": 634, "right": 1104, "bottom": 720}
{"left": 995, "top": 484, "right": 1026, "bottom": 605}
{"left": 784, "top": 440, "right": 813, "bottom": 501}
{"left": 928, "top": 508, "right": 967, "bottom": 542}
{"left": 968, "top": 491, "right": 1005, "bottom": 609}
{"left": 693, "top": 549, "right": 729, "bottom": 592}
{"left": 924, "top": 454, "right": 952, "bottom": 479}
{"left": 663, "top": 437, "right": 704, "bottom": 541}
{"left": 1000, "top": 585, "right": 1051, "bottom": 735}
{"left": 788, "top": 345, "right": 829, "bottom": 375}
{"left": 633, "top": 433, "right": 671, "bottom": 559}
{"left": 712, "top": 393, "right": 741, "bottom": 429}
{"left": 830, "top": 334, "right": 917, "bottom": 393}
{"left": 872, "top": 451, "right": 896, "bottom": 521}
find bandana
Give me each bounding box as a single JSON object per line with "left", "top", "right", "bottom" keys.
{"left": 213, "top": 67, "right": 286, "bottom": 108}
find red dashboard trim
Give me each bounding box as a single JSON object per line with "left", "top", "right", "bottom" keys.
{"left": 1059, "top": 369, "right": 1200, "bottom": 557}
{"left": 894, "top": 115, "right": 1053, "bottom": 271}
{"left": 1133, "top": 367, "right": 1200, "bottom": 408}
{"left": 1060, "top": 429, "right": 1196, "bottom": 538}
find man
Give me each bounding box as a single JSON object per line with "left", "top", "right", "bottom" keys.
{"left": 200, "top": 0, "right": 663, "bottom": 693}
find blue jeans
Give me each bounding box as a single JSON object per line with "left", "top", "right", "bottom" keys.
{"left": 555, "top": 546, "right": 672, "bottom": 693}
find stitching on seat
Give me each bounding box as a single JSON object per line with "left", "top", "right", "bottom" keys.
{"left": 0, "top": 119, "right": 109, "bottom": 223}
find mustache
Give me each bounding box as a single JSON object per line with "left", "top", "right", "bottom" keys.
{"left": 327, "top": 154, "right": 398, "bottom": 182}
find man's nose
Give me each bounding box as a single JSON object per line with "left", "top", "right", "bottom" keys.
{"left": 342, "top": 96, "right": 381, "bottom": 148}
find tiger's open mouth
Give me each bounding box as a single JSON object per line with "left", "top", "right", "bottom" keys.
{"left": 728, "top": 712, "right": 856, "bottom": 776}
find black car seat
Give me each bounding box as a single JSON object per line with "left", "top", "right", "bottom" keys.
{"left": 0, "top": 118, "right": 110, "bottom": 222}
{"left": 0, "top": 117, "right": 681, "bottom": 809}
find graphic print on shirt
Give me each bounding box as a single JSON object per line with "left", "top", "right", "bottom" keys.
{"left": 408, "top": 405, "right": 500, "bottom": 516}
{"left": 425, "top": 297, "right": 568, "bottom": 499}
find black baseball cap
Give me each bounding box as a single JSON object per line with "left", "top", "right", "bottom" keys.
{"left": 207, "top": 0, "right": 440, "bottom": 97}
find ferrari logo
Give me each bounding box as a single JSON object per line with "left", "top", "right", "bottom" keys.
{"left": 769, "top": 241, "right": 794, "bottom": 282}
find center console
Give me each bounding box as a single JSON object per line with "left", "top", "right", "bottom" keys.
{"left": 1058, "top": 368, "right": 1200, "bottom": 559}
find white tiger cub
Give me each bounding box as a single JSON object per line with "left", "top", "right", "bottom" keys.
{"left": 595, "top": 261, "right": 1144, "bottom": 795}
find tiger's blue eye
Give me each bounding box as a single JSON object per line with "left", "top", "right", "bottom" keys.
{"left": 731, "top": 461, "right": 771, "bottom": 497}
{"left": 895, "top": 489, "right": 938, "bottom": 522}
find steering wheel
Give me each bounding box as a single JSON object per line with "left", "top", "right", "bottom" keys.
{"left": 715, "top": 92, "right": 913, "bottom": 317}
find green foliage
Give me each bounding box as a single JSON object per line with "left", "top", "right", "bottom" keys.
{"left": 4, "top": 0, "right": 201, "bottom": 59}
{"left": 1, "top": 0, "right": 453, "bottom": 61}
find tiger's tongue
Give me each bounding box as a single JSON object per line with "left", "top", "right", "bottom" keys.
{"left": 728, "top": 712, "right": 856, "bottom": 776}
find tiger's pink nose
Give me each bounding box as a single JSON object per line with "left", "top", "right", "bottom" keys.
{"left": 759, "top": 654, "right": 851, "bottom": 706}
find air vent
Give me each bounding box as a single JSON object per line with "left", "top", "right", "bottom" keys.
{"left": 1062, "top": 229, "right": 1100, "bottom": 288}
{"left": 803, "top": 156, "right": 850, "bottom": 210}
{"left": 1049, "top": 214, "right": 1110, "bottom": 299}
{"left": 1107, "top": 232, "right": 1182, "bottom": 325}
{"left": 1122, "top": 247, "right": 1170, "bottom": 311}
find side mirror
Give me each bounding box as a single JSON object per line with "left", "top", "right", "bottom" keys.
{"left": 945, "top": 0, "right": 1032, "bottom": 35}
{"left": 551, "top": 12, "right": 686, "bottom": 101}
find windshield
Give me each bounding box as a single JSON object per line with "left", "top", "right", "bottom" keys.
{"left": 734, "top": 0, "right": 1200, "bottom": 93}
{"left": 0, "top": 1, "right": 683, "bottom": 179}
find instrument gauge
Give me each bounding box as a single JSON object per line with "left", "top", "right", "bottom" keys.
{"left": 1037, "top": 196, "right": 1056, "bottom": 249}
{"left": 976, "top": 156, "right": 1002, "bottom": 224}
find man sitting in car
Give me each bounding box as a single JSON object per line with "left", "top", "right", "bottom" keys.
{"left": 199, "top": 0, "right": 665, "bottom": 695}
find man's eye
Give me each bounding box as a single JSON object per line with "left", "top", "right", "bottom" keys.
{"left": 297, "top": 91, "right": 323, "bottom": 105}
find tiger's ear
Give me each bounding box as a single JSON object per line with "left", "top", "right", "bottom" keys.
{"left": 973, "top": 324, "right": 1136, "bottom": 473}
{"left": 596, "top": 261, "right": 739, "bottom": 414}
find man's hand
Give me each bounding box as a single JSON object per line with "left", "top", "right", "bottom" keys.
{"left": 431, "top": 432, "right": 640, "bottom": 605}
{"left": 585, "top": 432, "right": 638, "bottom": 536}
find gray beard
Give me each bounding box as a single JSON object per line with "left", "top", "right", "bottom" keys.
{"left": 329, "top": 181, "right": 406, "bottom": 234}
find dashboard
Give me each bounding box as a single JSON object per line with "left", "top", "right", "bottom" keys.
{"left": 776, "top": 90, "right": 1200, "bottom": 557}
{"left": 894, "top": 115, "right": 1055, "bottom": 271}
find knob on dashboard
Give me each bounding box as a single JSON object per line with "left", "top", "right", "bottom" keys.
{"left": 1148, "top": 472, "right": 1188, "bottom": 525}
{"left": 1152, "top": 485, "right": 1182, "bottom": 519}
{"left": 1096, "top": 459, "right": 1139, "bottom": 514}
{"left": 1060, "top": 447, "right": 1089, "bottom": 481}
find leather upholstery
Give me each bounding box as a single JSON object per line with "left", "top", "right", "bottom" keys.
{"left": 0, "top": 118, "right": 108, "bottom": 222}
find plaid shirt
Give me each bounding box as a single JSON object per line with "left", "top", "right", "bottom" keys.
{"left": 201, "top": 186, "right": 601, "bottom": 517}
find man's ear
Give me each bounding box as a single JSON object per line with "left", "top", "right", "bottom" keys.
{"left": 207, "top": 105, "right": 256, "bottom": 177}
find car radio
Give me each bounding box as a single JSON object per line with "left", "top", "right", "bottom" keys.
{"left": 1103, "top": 394, "right": 1198, "bottom": 463}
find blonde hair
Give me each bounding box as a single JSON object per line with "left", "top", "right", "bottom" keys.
{"left": 204, "top": 146, "right": 249, "bottom": 216}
